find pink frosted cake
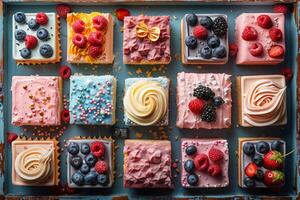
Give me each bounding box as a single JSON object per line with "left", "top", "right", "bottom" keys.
{"left": 235, "top": 13, "right": 285, "bottom": 65}
{"left": 176, "top": 72, "right": 232, "bottom": 129}
{"left": 123, "top": 140, "right": 172, "bottom": 188}
{"left": 123, "top": 15, "right": 171, "bottom": 65}
{"left": 181, "top": 139, "right": 229, "bottom": 188}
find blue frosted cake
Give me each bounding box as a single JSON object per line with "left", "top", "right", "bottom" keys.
{"left": 69, "top": 75, "right": 116, "bottom": 125}
{"left": 123, "top": 77, "right": 169, "bottom": 126}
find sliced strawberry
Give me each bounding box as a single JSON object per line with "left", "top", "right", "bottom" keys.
{"left": 115, "top": 8, "right": 130, "bottom": 21}
{"left": 268, "top": 45, "right": 284, "bottom": 59}
{"left": 244, "top": 162, "right": 258, "bottom": 178}
{"left": 7, "top": 132, "right": 18, "bottom": 144}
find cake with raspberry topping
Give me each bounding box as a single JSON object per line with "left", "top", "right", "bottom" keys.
{"left": 67, "top": 12, "right": 114, "bottom": 64}
{"left": 123, "top": 15, "right": 171, "bottom": 65}
{"left": 235, "top": 13, "right": 285, "bottom": 65}
{"left": 181, "top": 138, "right": 229, "bottom": 188}
{"left": 12, "top": 12, "right": 61, "bottom": 65}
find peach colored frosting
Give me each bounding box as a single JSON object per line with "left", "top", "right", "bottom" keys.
{"left": 244, "top": 79, "right": 286, "bottom": 126}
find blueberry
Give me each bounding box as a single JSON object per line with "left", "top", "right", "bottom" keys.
{"left": 255, "top": 169, "right": 264, "bottom": 182}
{"left": 185, "top": 35, "right": 198, "bottom": 49}
{"left": 70, "top": 155, "right": 83, "bottom": 169}
{"left": 199, "top": 16, "right": 214, "bottom": 30}
{"left": 85, "top": 154, "right": 97, "bottom": 167}
{"left": 84, "top": 171, "right": 98, "bottom": 185}
{"left": 184, "top": 160, "right": 195, "bottom": 173}
{"left": 271, "top": 141, "right": 283, "bottom": 152}
{"left": 200, "top": 46, "right": 212, "bottom": 59}
{"left": 252, "top": 154, "right": 263, "bottom": 167}
{"left": 14, "top": 12, "right": 26, "bottom": 24}
{"left": 244, "top": 177, "right": 255, "bottom": 188}
{"left": 14, "top": 29, "right": 26, "bottom": 41}
{"left": 212, "top": 96, "right": 225, "bottom": 107}
{"left": 185, "top": 145, "right": 197, "bottom": 156}
{"left": 213, "top": 45, "right": 227, "bottom": 58}
{"left": 97, "top": 174, "right": 109, "bottom": 186}
{"left": 39, "top": 44, "right": 53, "bottom": 58}
{"left": 207, "top": 36, "right": 220, "bottom": 48}
{"left": 72, "top": 172, "right": 84, "bottom": 186}
{"left": 186, "top": 13, "right": 198, "bottom": 26}
{"left": 67, "top": 142, "right": 79, "bottom": 155}
{"left": 28, "top": 19, "right": 40, "bottom": 30}
{"left": 256, "top": 141, "right": 270, "bottom": 154}
{"left": 80, "top": 163, "right": 90, "bottom": 174}
{"left": 187, "top": 173, "right": 198, "bottom": 186}
{"left": 37, "top": 28, "right": 49, "bottom": 41}
{"left": 19, "top": 48, "right": 31, "bottom": 59}
{"left": 243, "top": 143, "right": 255, "bottom": 156}
{"left": 81, "top": 143, "right": 90, "bottom": 155}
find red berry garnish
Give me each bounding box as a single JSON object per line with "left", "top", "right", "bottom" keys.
{"left": 274, "top": 4, "right": 289, "bottom": 14}
{"left": 194, "top": 153, "right": 209, "bottom": 171}
{"left": 72, "top": 20, "right": 85, "bottom": 33}
{"left": 244, "top": 162, "right": 258, "bottom": 178}
{"left": 208, "top": 164, "right": 222, "bottom": 176}
{"left": 269, "top": 28, "right": 283, "bottom": 42}
{"left": 56, "top": 4, "right": 71, "bottom": 18}
{"left": 59, "top": 65, "right": 71, "bottom": 79}
{"left": 280, "top": 67, "right": 293, "bottom": 81}
{"left": 242, "top": 26, "right": 258, "bottom": 41}
{"left": 208, "top": 148, "right": 224, "bottom": 162}
{"left": 91, "top": 141, "right": 105, "bottom": 157}
{"left": 95, "top": 160, "right": 108, "bottom": 174}
{"left": 257, "top": 15, "right": 273, "bottom": 29}
{"left": 72, "top": 33, "right": 87, "bottom": 48}
{"left": 92, "top": 15, "right": 108, "bottom": 31}
{"left": 193, "top": 25, "right": 208, "bottom": 40}
{"left": 229, "top": 43, "right": 238, "bottom": 57}
{"left": 7, "top": 132, "right": 18, "bottom": 144}
{"left": 88, "top": 31, "right": 103, "bottom": 46}
{"left": 115, "top": 8, "right": 130, "bottom": 21}
{"left": 188, "top": 99, "right": 205, "bottom": 115}
{"left": 88, "top": 46, "right": 103, "bottom": 59}
{"left": 268, "top": 45, "right": 284, "bottom": 59}
{"left": 61, "top": 109, "right": 70, "bottom": 123}
{"left": 249, "top": 42, "right": 263, "bottom": 57}
{"left": 25, "top": 35, "right": 38, "bottom": 49}
{"left": 36, "top": 12, "right": 48, "bottom": 25}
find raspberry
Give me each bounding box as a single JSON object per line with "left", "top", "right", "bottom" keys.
{"left": 88, "top": 31, "right": 103, "bottom": 47}
{"left": 257, "top": 15, "right": 273, "bottom": 29}
{"left": 229, "top": 43, "right": 238, "bottom": 57}
{"left": 274, "top": 4, "right": 289, "bottom": 14}
{"left": 88, "top": 46, "right": 103, "bottom": 58}
{"left": 188, "top": 99, "right": 205, "bottom": 115}
{"left": 194, "top": 153, "right": 209, "bottom": 171}
{"left": 72, "top": 33, "right": 87, "bottom": 48}
{"left": 193, "top": 25, "right": 208, "bottom": 40}
{"left": 268, "top": 45, "right": 284, "bottom": 59}
{"left": 115, "top": 8, "right": 130, "bottom": 21}
{"left": 280, "top": 67, "right": 293, "bottom": 81}
{"left": 91, "top": 141, "right": 105, "bottom": 157}
{"left": 249, "top": 42, "right": 263, "bottom": 57}
{"left": 61, "top": 109, "right": 70, "bottom": 123}
{"left": 25, "top": 35, "right": 38, "bottom": 49}
{"left": 269, "top": 28, "right": 283, "bottom": 42}
{"left": 56, "top": 4, "right": 71, "bottom": 18}
{"left": 36, "top": 13, "right": 48, "bottom": 25}
{"left": 95, "top": 160, "right": 108, "bottom": 174}
{"left": 7, "top": 132, "right": 18, "bottom": 144}
{"left": 208, "top": 148, "right": 224, "bottom": 162}
{"left": 92, "top": 15, "right": 108, "bottom": 31}
{"left": 242, "top": 26, "right": 258, "bottom": 41}
{"left": 208, "top": 164, "right": 222, "bottom": 176}
{"left": 59, "top": 65, "right": 71, "bottom": 79}
{"left": 72, "top": 20, "right": 85, "bottom": 33}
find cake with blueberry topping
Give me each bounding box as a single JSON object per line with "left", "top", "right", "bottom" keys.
{"left": 69, "top": 75, "right": 116, "bottom": 125}
{"left": 235, "top": 13, "right": 285, "bottom": 65}
{"left": 67, "top": 12, "right": 114, "bottom": 64}
{"left": 176, "top": 72, "right": 232, "bottom": 129}
{"left": 12, "top": 12, "right": 61, "bottom": 65}
{"left": 181, "top": 138, "right": 229, "bottom": 188}
{"left": 181, "top": 14, "right": 228, "bottom": 65}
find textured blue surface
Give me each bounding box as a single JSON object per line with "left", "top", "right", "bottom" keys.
{"left": 2, "top": 2, "right": 298, "bottom": 198}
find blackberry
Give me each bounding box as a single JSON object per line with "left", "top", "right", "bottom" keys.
{"left": 201, "top": 104, "right": 216, "bottom": 122}
{"left": 212, "top": 16, "right": 228, "bottom": 37}
{"left": 193, "top": 85, "right": 215, "bottom": 101}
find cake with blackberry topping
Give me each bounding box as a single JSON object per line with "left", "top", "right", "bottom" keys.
{"left": 181, "top": 14, "right": 228, "bottom": 65}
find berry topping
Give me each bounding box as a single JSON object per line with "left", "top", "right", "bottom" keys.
{"left": 61, "top": 109, "right": 70, "bottom": 123}
{"left": 256, "top": 141, "right": 270, "bottom": 154}
{"left": 244, "top": 177, "right": 255, "bottom": 188}
{"left": 264, "top": 170, "right": 284, "bottom": 186}
{"left": 72, "top": 20, "right": 85, "bottom": 33}
{"left": 229, "top": 43, "right": 238, "bottom": 57}
{"left": 193, "top": 153, "right": 209, "bottom": 171}
{"left": 193, "top": 25, "right": 208, "bottom": 40}
{"left": 67, "top": 142, "right": 79, "bottom": 155}
{"left": 257, "top": 15, "right": 273, "bottom": 29}
{"left": 268, "top": 45, "right": 284, "bottom": 59}
{"left": 95, "top": 160, "right": 108, "bottom": 174}
{"left": 184, "top": 160, "right": 195, "bottom": 173}
{"left": 212, "top": 96, "right": 225, "bottom": 107}
{"left": 85, "top": 154, "right": 97, "bottom": 167}
{"left": 201, "top": 104, "right": 216, "bottom": 122}
{"left": 185, "top": 145, "right": 197, "bottom": 156}
{"left": 80, "top": 143, "right": 90, "bottom": 155}
{"left": 208, "top": 164, "right": 222, "bottom": 176}
{"left": 56, "top": 4, "right": 71, "bottom": 18}
{"left": 88, "top": 46, "right": 103, "bottom": 58}
{"left": 80, "top": 163, "right": 90, "bottom": 174}
{"left": 7, "top": 132, "right": 18, "bottom": 144}
{"left": 91, "top": 141, "right": 105, "bottom": 157}
{"left": 212, "top": 16, "right": 228, "bottom": 37}
{"left": 97, "top": 174, "right": 109, "bottom": 186}
{"left": 20, "top": 48, "right": 31, "bottom": 59}
{"left": 188, "top": 98, "right": 205, "bottom": 115}
{"left": 207, "top": 36, "right": 220, "bottom": 48}
{"left": 193, "top": 85, "right": 215, "bottom": 101}
{"left": 208, "top": 148, "right": 224, "bottom": 162}
{"left": 242, "top": 26, "right": 258, "bottom": 41}
{"left": 185, "top": 35, "right": 198, "bottom": 49}
{"left": 59, "top": 66, "right": 71, "bottom": 79}
{"left": 28, "top": 19, "right": 40, "bottom": 30}
{"left": 199, "top": 16, "right": 213, "bottom": 30}
{"left": 92, "top": 15, "right": 108, "bottom": 31}
{"left": 25, "top": 35, "right": 38, "bottom": 49}
{"left": 249, "top": 42, "right": 263, "bottom": 57}
{"left": 281, "top": 67, "right": 293, "bottom": 81}
{"left": 271, "top": 141, "right": 284, "bottom": 152}
{"left": 84, "top": 171, "right": 98, "bottom": 185}
{"left": 39, "top": 44, "right": 53, "bottom": 58}
{"left": 255, "top": 169, "right": 264, "bottom": 182}
{"left": 263, "top": 150, "right": 284, "bottom": 170}
{"left": 70, "top": 155, "right": 83, "bottom": 169}
{"left": 200, "top": 46, "right": 212, "bottom": 59}
{"left": 243, "top": 143, "right": 255, "bottom": 156}
{"left": 14, "top": 29, "right": 26, "bottom": 41}
{"left": 187, "top": 173, "right": 198, "bottom": 186}
{"left": 186, "top": 13, "right": 198, "bottom": 27}
{"left": 37, "top": 28, "right": 49, "bottom": 41}
{"left": 274, "top": 4, "right": 289, "bottom": 14}
{"left": 213, "top": 45, "right": 227, "bottom": 58}
{"left": 72, "top": 172, "right": 84, "bottom": 186}
{"left": 244, "top": 162, "right": 258, "bottom": 178}
{"left": 72, "top": 33, "right": 87, "bottom": 48}
{"left": 252, "top": 154, "right": 264, "bottom": 167}
{"left": 36, "top": 13, "right": 48, "bottom": 25}
{"left": 14, "top": 12, "right": 26, "bottom": 24}
{"left": 115, "top": 8, "right": 130, "bottom": 21}
{"left": 88, "top": 31, "right": 103, "bottom": 46}
{"left": 269, "top": 28, "right": 283, "bottom": 42}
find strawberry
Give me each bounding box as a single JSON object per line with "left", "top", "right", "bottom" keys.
{"left": 249, "top": 42, "right": 263, "bottom": 57}
{"left": 25, "top": 35, "right": 38, "bottom": 49}
{"left": 193, "top": 153, "right": 209, "bottom": 171}
{"left": 56, "top": 4, "right": 71, "bottom": 18}
{"left": 61, "top": 109, "right": 70, "bottom": 123}
{"left": 72, "top": 20, "right": 85, "bottom": 33}
{"left": 257, "top": 15, "right": 273, "bottom": 29}
{"left": 268, "top": 45, "right": 284, "bottom": 59}
{"left": 208, "top": 148, "right": 224, "bottom": 162}
{"left": 91, "top": 141, "right": 105, "bottom": 157}
{"left": 280, "top": 67, "right": 293, "bottom": 81}
{"left": 115, "top": 8, "right": 130, "bottom": 21}
{"left": 72, "top": 33, "right": 87, "bottom": 48}
{"left": 208, "top": 164, "right": 222, "bottom": 176}
{"left": 244, "top": 162, "right": 258, "bottom": 178}
{"left": 269, "top": 28, "right": 283, "bottom": 42}
{"left": 7, "top": 132, "right": 18, "bottom": 144}
{"left": 229, "top": 43, "right": 238, "bottom": 57}
{"left": 36, "top": 12, "right": 48, "bottom": 25}
{"left": 88, "top": 46, "right": 103, "bottom": 58}
{"left": 193, "top": 25, "right": 208, "bottom": 40}
{"left": 95, "top": 160, "right": 108, "bottom": 173}
{"left": 88, "top": 31, "right": 103, "bottom": 47}
{"left": 242, "top": 26, "right": 258, "bottom": 41}
{"left": 59, "top": 65, "right": 71, "bottom": 79}
{"left": 274, "top": 4, "right": 289, "bottom": 14}
{"left": 264, "top": 170, "right": 284, "bottom": 186}
{"left": 263, "top": 150, "right": 284, "bottom": 170}
{"left": 92, "top": 15, "right": 108, "bottom": 31}
{"left": 188, "top": 99, "right": 205, "bottom": 115}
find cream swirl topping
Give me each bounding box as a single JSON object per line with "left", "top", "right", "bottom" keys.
{"left": 15, "top": 147, "right": 53, "bottom": 183}
{"left": 124, "top": 80, "right": 168, "bottom": 126}
{"left": 244, "top": 80, "right": 286, "bottom": 126}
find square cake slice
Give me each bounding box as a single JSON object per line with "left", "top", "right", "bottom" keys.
{"left": 235, "top": 13, "right": 285, "bottom": 65}
{"left": 123, "top": 140, "right": 172, "bottom": 188}
{"left": 69, "top": 75, "right": 116, "bottom": 125}
{"left": 67, "top": 12, "right": 114, "bottom": 64}
{"left": 238, "top": 138, "right": 286, "bottom": 188}
{"left": 176, "top": 72, "right": 232, "bottom": 129}
{"left": 181, "top": 138, "right": 229, "bottom": 188}
{"left": 12, "top": 12, "right": 61, "bottom": 65}
{"left": 123, "top": 15, "right": 171, "bottom": 65}
{"left": 12, "top": 138, "right": 59, "bottom": 186}
{"left": 67, "top": 138, "right": 114, "bottom": 188}
{"left": 181, "top": 14, "right": 228, "bottom": 65}
{"left": 236, "top": 74, "right": 287, "bottom": 127}
{"left": 11, "top": 76, "right": 62, "bottom": 126}
{"left": 124, "top": 77, "right": 169, "bottom": 126}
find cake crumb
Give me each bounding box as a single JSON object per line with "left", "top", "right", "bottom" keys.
{"left": 136, "top": 68, "right": 143, "bottom": 74}
{"left": 135, "top": 132, "right": 143, "bottom": 139}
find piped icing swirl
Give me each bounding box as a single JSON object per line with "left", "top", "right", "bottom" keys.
{"left": 15, "top": 147, "right": 53, "bottom": 183}
{"left": 244, "top": 79, "right": 286, "bottom": 126}
{"left": 124, "top": 80, "right": 168, "bottom": 126}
